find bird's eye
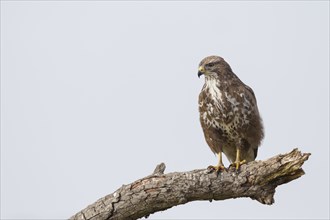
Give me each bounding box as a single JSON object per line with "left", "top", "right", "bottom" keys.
{"left": 207, "top": 63, "right": 215, "bottom": 68}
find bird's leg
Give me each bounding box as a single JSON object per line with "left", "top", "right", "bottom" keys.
{"left": 229, "top": 148, "right": 246, "bottom": 172}
{"left": 208, "top": 152, "right": 226, "bottom": 173}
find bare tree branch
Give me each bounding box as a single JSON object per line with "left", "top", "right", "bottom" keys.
{"left": 70, "top": 148, "right": 311, "bottom": 220}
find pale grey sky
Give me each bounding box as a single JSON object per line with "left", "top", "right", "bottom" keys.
{"left": 1, "top": 1, "right": 329, "bottom": 219}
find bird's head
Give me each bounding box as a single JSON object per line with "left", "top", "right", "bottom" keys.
{"left": 198, "top": 55, "right": 232, "bottom": 79}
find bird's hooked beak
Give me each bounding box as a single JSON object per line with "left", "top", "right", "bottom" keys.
{"left": 198, "top": 66, "right": 205, "bottom": 78}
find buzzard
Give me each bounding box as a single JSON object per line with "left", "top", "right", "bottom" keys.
{"left": 198, "top": 55, "right": 264, "bottom": 172}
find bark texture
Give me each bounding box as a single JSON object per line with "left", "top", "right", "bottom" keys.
{"left": 70, "top": 148, "right": 311, "bottom": 220}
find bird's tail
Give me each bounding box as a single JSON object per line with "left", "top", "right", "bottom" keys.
{"left": 253, "top": 147, "right": 258, "bottom": 160}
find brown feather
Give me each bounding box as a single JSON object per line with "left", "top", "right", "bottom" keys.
{"left": 198, "top": 56, "right": 264, "bottom": 163}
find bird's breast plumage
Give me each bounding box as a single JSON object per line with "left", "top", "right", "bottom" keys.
{"left": 199, "top": 78, "right": 257, "bottom": 142}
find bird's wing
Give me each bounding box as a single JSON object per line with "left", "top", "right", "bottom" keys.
{"left": 243, "top": 84, "right": 257, "bottom": 103}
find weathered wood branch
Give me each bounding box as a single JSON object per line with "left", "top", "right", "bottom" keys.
{"left": 70, "top": 148, "right": 311, "bottom": 220}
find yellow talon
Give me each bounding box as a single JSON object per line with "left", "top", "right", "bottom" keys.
{"left": 207, "top": 152, "right": 226, "bottom": 173}
{"left": 208, "top": 164, "right": 226, "bottom": 173}
{"left": 230, "top": 149, "right": 246, "bottom": 171}
{"left": 231, "top": 159, "right": 246, "bottom": 171}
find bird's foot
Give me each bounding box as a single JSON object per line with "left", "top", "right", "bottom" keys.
{"left": 207, "top": 164, "right": 226, "bottom": 174}
{"left": 229, "top": 160, "right": 246, "bottom": 173}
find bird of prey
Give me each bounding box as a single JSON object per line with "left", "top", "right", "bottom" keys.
{"left": 198, "top": 55, "right": 264, "bottom": 172}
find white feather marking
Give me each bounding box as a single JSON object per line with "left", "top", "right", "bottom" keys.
{"left": 202, "top": 112, "right": 207, "bottom": 120}
{"left": 201, "top": 78, "right": 225, "bottom": 129}
{"left": 225, "top": 92, "right": 239, "bottom": 107}
{"left": 240, "top": 93, "right": 251, "bottom": 107}
{"left": 205, "top": 78, "right": 224, "bottom": 111}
